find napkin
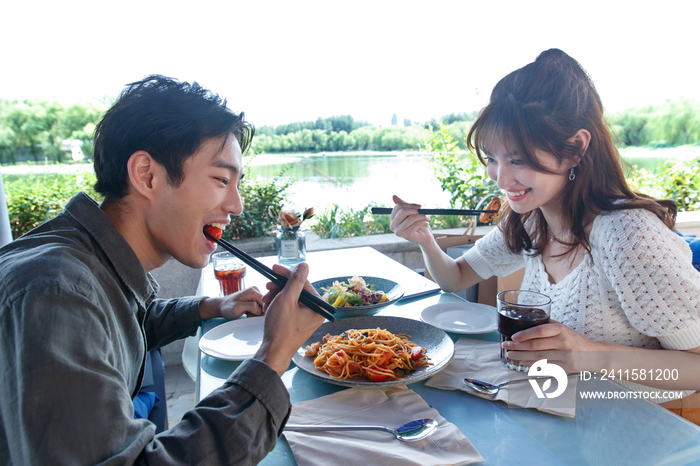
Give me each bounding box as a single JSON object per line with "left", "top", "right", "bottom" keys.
{"left": 425, "top": 337, "right": 578, "bottom": 418}
{"left": 284, "top": 387, "right": 483, "bottom": 466}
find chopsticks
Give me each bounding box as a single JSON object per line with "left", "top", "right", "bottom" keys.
{"left": 370, "top": 207, "right": 498, "bottom": 216}
{"left": 204, "top": 232, "right": 336, "bottom": 322}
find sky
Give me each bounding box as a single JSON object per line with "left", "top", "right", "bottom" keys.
{"left": 2, "top": 0, "right": 699, "bottom": 128}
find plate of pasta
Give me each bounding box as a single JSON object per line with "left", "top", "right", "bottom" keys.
{"left": 292, "top": 316, "right": 455, "bottom": 388}
{"left": 312, "top": 275, "right": 404, "bottom": 318}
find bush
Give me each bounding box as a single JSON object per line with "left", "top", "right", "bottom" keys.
{"left": 4, "top": 165, "right": 292, "bottom": 241}
{"left": 627, "top": 156, "right": 700, "bottom": 212}
{"left": 224, "top": 172, "right": 292, "bottom": 240}
{"left": 311, "top": 204, "right": 391, "bottom": 239}
{"left": 4, "top": 170, "right": 102, "bottom": 239}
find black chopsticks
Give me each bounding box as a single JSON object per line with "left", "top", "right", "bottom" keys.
{"left": 370, "top": 207, "right": 498, "bottom": 216}
{"left": 204, "top": 232, "right": 336, "bottom": 322}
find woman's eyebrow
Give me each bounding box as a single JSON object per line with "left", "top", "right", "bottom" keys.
{"left": 484, "top": 149, "right": 519, "bottom": 158}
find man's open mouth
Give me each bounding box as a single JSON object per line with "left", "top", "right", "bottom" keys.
{"left": 203, "top": 223, "right": 225, "bottom": 242}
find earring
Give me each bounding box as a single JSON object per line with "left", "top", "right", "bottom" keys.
{"left": 569, "top": 166, "right": 576, "bottom": 181}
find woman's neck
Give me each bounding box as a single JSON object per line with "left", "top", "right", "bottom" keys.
{"left": 539, "top": 207, "right": 569, "bottom": 235}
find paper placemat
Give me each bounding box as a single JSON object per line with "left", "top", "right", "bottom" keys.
{"left": 425, "top": 337, "right": 578, "bottom": 417}
{"left": 284, "top": 386, "right": 483, "bottom": 466}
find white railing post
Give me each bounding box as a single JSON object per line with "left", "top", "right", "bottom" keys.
{"left": 0, "top": 167, "right": 12, "bottom": 247}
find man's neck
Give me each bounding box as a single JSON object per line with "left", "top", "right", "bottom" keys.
{"left": 100, "top": 198, "right": 169, "bottom": 272}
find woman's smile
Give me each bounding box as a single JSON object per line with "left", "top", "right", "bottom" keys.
{"left": 506, "top": 188, "right": 532, "bottom": 201}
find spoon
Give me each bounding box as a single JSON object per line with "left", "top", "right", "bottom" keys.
{"left": 284, "top": 418, "right": 438, "bottom": 442}
{"left": 463, "top": 376, "right": 553, "bottom": 395}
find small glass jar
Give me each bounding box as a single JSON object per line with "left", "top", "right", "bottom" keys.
{"left": 276, "top": 227, "right": 306, "bottom": 265}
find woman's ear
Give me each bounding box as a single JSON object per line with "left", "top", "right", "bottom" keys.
{"left": 126, "top": 151, "right": 157, "bottom": 199}
{"left": 570, "top": 129, "right": 591, "bottom": 166}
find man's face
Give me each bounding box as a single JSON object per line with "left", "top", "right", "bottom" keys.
{"left": 148, "top": 135, "right": 244, "bottom": 269}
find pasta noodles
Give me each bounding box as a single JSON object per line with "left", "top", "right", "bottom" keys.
{"left": 304, "top": 328, "right": 431, "bottom": 382}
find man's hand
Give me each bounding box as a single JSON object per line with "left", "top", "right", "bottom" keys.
{"left": 198, "top": 287, "right": 265, "bottom": 320}
{"left": 255, "top": 262, "right": 326, "bottom": 376}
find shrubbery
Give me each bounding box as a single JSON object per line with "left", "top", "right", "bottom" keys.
{"left": 3, "top": 165, "right": 291, "bottom": 241}
{"left": 311, "top": 204, "right": 391, "bottom": 239}
{"left": 225, "top": 173, "right": 292, "bottom": 240}
{"left": 4, "top": 171, "right": 101, "bottom": 239}
{"left": 627, "top": 156, "right": 700, "bottom": 212}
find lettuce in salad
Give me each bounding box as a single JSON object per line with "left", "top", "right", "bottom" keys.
{"left": 321, "top": 275, "right": 388, "bottom": 307}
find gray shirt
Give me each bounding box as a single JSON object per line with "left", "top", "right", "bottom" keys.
{"left": 0, "top": 192, "right": 291, "bottom": 465}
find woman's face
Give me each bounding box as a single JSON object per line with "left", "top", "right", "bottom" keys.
{"left": 483, "top": 136, "right": 572, "bottom": 216}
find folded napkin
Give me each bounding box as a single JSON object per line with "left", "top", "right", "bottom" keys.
{"left": 284, "top": 387, "right": 483, "bottom": 466}
{"left": 425, "top": 337, "right": 578, "bottom": 418}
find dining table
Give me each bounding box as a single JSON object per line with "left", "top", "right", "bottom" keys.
{"left": 188, "top": 246, "right": 700, "bottom": 465}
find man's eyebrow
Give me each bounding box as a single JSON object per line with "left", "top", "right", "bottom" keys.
{"left": 212, "top": 159, "right": 241, "bottom": 175}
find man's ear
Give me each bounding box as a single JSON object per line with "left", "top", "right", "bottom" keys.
{"left": 569, "top": 129, "right": 591, "bottom": 166}
{"left": 126, "top": 151, "right": 158, "bottom": 200}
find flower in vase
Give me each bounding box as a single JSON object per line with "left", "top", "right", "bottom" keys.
{"left": 269, "top": 207, "right": 314, "bottom": 230}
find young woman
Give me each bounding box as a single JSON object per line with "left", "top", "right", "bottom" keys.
{"left": 390, "top": 49, "right": 700, "bottom": 422}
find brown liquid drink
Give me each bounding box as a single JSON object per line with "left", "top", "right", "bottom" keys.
{"left": 212, "top": 252, "right": 246, "bottom": 296}
{"left": 497, "top": 290, "right": 552, "bottom": 371}
{"left": 214, "top": 265, "right": 246, "bottom": 295}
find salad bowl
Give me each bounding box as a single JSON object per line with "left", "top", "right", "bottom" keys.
{"left": 311, "top": 276, "right": 404, "bottom": 318}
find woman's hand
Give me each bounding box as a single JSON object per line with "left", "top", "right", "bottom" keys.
{"left": 502, "top": 320, "right": 604, "bottom": 373}
{"left": 389, "top": 194, "right": 434, "bottom": 248}
{"left": 506, "top": 320, "right": 700, "bottom": 390}
{"left": 198, "top": 287, "right": 265, "bottom": 320}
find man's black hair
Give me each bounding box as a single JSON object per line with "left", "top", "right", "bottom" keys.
{"left": 93, "top": 75, "right": 254, "bottom": 200}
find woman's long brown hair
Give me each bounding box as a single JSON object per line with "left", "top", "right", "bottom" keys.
{"left": 466, "top": 49, "right": 676, "bottom": 257}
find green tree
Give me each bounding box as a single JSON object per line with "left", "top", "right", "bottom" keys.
{"left": 349, "top": 126, "right": 374, "bottom": 150}
{"left": 329, "top": 131, "right": 349, "bottom": 151}
{"left": 4, "top": 171, "right": 101, "bottom": 239}
{"left": 664, "top": 100, "right": 700, "bottom": 145}
{"left": 312, "top": 130, "right": 328, "bottom": 151}
{"left": 610, "top": 106, "right": 653, "bottom": 147}
{"left": 35, "top": 100, "right": 69, "bottom": 163}
{"left": 5, "top": 103, "right": 45, "bottom": 162}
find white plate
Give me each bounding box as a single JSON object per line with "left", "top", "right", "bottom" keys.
{"left": 420, "top": 302, "right": 498, "bottom": 334}
{"left": 199, "top": 317, "right": 264, "bottom": 361}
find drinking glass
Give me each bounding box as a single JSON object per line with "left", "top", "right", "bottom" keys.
{"left": 497, "top": 290, "right": 551, "bottom": 371}
{"left": 212, "top": 252, "right": 246, "bottom": 296}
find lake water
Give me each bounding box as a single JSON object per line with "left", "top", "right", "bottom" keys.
{"left": 246, "top": 146, "right": 700, "bottom": 211}
{"left": 246, "top": 152, "right": 452, "bottom": 211}
{"left": 3, "top": 146, "right": 697, "bottom": 213}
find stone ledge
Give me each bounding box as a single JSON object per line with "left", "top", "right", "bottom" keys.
{"left": 229, "top": 226, "right": 496, "bottom": 271}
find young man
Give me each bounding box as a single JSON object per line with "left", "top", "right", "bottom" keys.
{"left": 0, "top": 76, "right": 325, "bottom": 464}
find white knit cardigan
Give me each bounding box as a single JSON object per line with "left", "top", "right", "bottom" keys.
{"left": 465, "top": 208, "right": 700, "bottom": 351}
